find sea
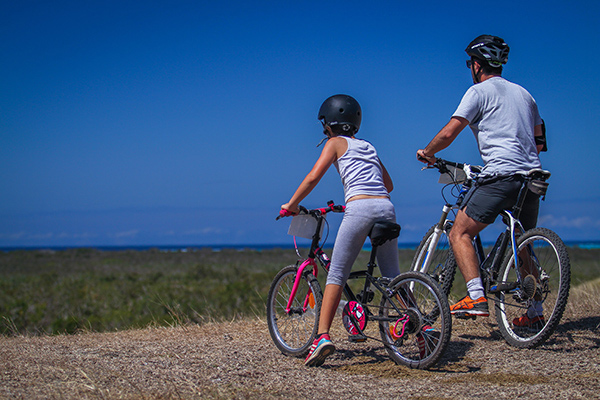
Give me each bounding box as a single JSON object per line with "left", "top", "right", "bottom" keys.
{"left": 1, "top": 241, "right": 599, "bottom": 252}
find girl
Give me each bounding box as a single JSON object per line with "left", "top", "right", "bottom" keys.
{"left": 281, "top": 94, "right": 401, "bottom": 367}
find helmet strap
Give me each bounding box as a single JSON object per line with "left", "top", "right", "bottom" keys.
{"left": 316, "top": 137, "right": 328, "bottom": 147}
{"left": 317, "top": 125, "right": 333, "bottom": 147}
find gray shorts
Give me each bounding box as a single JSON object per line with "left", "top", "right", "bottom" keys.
{"left": 462, "top": 175, "right": 540, "bottom": 230}
{"left": 326, "top": 198, "right": 400, "bottom": 287}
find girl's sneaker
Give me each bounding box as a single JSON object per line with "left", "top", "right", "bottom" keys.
{"left": 417, "top": 325, "right": 440, "bottom": 358}
{"left": 305, "top": 333, "right": 335, "bottom": 367}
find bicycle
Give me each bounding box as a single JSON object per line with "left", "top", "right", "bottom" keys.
{"left": 411, "top": 158, "right": 571, "bottom": 348}
{"left": 266, "top": 201, "right": 451, "bottom": 369}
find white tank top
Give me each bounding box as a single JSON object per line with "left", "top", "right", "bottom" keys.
{"left": 333, "top": 136, "right": 389, "bottom": 203}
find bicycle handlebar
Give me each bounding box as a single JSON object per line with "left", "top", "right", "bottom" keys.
{"left": 422, "top": 158, "right": 482, "bottom": 176}
{"left": 431, "top": 158, "right": 476, "bottom": 172}
{"left": 276, "top": 201, "right": 345, "bottom": 220}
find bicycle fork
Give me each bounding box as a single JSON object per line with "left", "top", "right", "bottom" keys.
{"left": 419, "top": 204, "right": 452, "bottom": 273}
{"left": 285, "top": 258, "right": 318, "bottom": 315}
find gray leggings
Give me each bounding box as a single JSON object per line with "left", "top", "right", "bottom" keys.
{"left": 326, "top": 198, "right": 400, "bottom": 286}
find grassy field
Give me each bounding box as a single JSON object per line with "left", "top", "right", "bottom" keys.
{"left": 0, "top": 246, "right": 597, "bottom": 336}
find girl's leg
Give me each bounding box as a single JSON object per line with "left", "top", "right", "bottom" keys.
{"left": 377, "top": 237, "right": 400, "bottom": 278}
{"left": 322, "top": 202, "right": 371, "bottom": 334}
{"left": 374, "top": 200, "right": 401, "bottom": 279}
{"left": 317, "top": 284, "right": 343, "bottom": 335}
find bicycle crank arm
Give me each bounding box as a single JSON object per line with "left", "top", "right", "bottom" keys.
{"left": 347, "top": 334, "right": 368, "bottom": 343}
{"left": 489, "top": 281, "right": 518, "bottom": 294}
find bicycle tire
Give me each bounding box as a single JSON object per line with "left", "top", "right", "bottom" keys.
{"left": 378, "top": 271, "right": 451, "bottom": 369}
{"left": 495, "top": 227, "right": 571, "bottom": 348}
{"left": 411, "top": 224, "right": 458, "bottom": 296}
{"left": 266, "top": 265, "right": 323, "bottom": 357}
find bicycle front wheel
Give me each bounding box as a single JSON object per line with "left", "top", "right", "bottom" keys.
{"left": 495, "top": 227, "right": 571, "bottom": 348}
{"left": 266, "top": 265, "right": 323, "bottom": 357}
{"left": 411, "top": 224, "right": 458, "bottom": 296}
{"left": 379, "top": 271, "right": 451, "bottom": 369}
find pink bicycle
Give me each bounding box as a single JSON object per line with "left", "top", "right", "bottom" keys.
{"left": 266, "top": 201, "right": 451, "bottom": 369}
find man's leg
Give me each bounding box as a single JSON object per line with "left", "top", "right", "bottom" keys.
{"left": 448, "top": 209, "right": 490, "bottom": 316}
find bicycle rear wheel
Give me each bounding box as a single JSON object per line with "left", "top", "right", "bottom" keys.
{"left": 266, "top": 265, "right": 323, "bottom": 357}
{"left": 411, "top": 224, "right": 457, "bottom": 296}
{"left": 495, "top": 227, "right": 571, "bottom": 348}
{"left": 379, "top": 271, "right": 451, "bottom": 369}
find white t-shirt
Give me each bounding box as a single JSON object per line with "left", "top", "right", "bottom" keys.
{"left": 333, "top": 136, "right": 389, "bottom": 203}
{"left": 453, "top": 76, "right": 542, "bottom": 176}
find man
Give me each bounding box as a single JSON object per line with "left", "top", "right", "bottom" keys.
{"left": 417, "top": 35, "right": 547, "bottom": 323}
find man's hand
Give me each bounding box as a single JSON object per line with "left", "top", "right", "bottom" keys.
{"left": 416, "top": 149, "right": 436, "bottom": 165}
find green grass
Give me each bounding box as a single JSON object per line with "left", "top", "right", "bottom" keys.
{"left": 0, "top": 246, "right": 597, "bottom": 336}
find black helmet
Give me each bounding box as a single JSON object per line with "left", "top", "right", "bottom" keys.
{"left": 465, "top": 35, "right": 509, "bottom": 68}
{"left": 318, "top": 94, "right": 361, "bottom": 135}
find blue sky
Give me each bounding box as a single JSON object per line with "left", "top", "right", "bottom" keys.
{"left": 1, "top": 1, "right": 599, "bottom": 247}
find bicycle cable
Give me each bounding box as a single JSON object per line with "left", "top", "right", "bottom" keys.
{"left": 441, "top": 181, "right": 461, "bottom": 220}
{"left": 291, "top": 209, "right": 331, "bottom": 258}
{"left": 321, "top": 216, "right": 330, "bottom": 248}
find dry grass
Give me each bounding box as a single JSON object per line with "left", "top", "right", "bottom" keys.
{"left": 0, "top": 282, "right": 599, "bottom": 399}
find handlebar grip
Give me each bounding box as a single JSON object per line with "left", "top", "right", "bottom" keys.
{"left": 276, "top": 209, "right": 296, "bottom": 220}
{"left": 276, "top": 203, "right": 343, "bottom": 220}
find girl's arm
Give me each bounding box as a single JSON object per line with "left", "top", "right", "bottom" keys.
{"left": 281, "top": 137, "right": 345, "bottom": 214}
{"left": 380, "top": 160, "right": 393, "bottom": 193}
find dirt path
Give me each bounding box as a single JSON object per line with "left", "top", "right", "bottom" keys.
{"left": 1, "top": 293, "right": 599, "bottom": 399}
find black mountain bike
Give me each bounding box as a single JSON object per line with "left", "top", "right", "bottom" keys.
{"left": 267, "top": 201, "right": 451, "bottom": 369}
{"left": 411, "top": 159, "right": 570, "bottom": 348}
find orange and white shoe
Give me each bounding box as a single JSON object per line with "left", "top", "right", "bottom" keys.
{"left": 450, "top": 295, "right": 489, "bottom": 317}
{"left": 512, "top": 314, "right": 545, "bottom": 330}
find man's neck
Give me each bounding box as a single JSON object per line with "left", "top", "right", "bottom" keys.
{"left": 479, "top": 73, "right": 502, "bottom": 82}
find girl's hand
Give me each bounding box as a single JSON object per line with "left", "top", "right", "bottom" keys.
{"left": 281, "top": 203, "right": 300, "bottom": 215}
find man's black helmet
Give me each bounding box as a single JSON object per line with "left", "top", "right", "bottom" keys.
{"left": 465, "top": 35, "right": 509, "bottom": 68}
{"left": 318, "top": 94, "right": 362, "bottom": 134}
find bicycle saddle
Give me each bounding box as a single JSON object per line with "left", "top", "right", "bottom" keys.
{"left": 369, "top": 221, "right": 401, "bottom": 247}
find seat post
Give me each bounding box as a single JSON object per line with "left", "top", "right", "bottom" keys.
{"left": 512, "top": 178, "right": 530, "bottom": 220}
{"left": 367, "top": 245, "right": 378, "bottom": 274}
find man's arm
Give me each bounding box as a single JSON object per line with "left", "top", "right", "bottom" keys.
{"left": 534, "top": 122, "right": 547, "bottom": 153}
{"left": 417, "top": 116, "right": 469, "bottom": 163}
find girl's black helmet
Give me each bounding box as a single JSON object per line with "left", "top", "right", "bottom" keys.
{"left": 318, "top": 94, "right": 361, "bottom": 134}
{"left": 465, "top": 35, "right": 509, "bottom": 68}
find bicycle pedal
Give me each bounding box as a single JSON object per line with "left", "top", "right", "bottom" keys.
{"left": 348, "top": 334, "right": 368, "bottom": 343}
{"left": 454, "top": 313, "right": 477, "bottom": 320}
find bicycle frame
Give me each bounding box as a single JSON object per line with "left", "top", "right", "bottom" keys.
{"left": 285, "top": 249, "right": 330, "bottom": 314}
{"left": 271, "top": 201, "right": 454, "bottom": 367}
{"left": 418, "top": 159, "right": 549, "bottom": 294}
{"left": 281, "top": 203, "right": 401, "bottom": 328}
{"left": 473, "top": 210, "right": 526, "bottom": 292}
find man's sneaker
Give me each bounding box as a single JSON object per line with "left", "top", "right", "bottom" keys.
{"left": 416, "top": 325, "right": 439, "bottom": 358}
{"left": 305, "top": 333, "right": 335, "bottom": 367}
{"left": 450, "top": 295, "right": 489, "bottom": 317}
{"left": 513, "top": 314, "right": 545, "bottom": 330}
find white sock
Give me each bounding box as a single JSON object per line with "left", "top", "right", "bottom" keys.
{"left": 466, "top": 278, "right": 485, "bottom": 300}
